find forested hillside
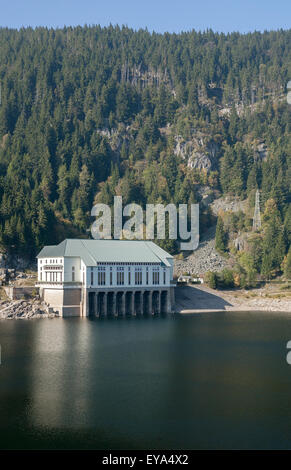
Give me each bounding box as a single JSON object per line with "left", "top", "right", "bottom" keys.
{"left": 0, "top": 25, "right": 291, "bottom": 279}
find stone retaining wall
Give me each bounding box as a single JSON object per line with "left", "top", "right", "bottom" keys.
{"left": 3, "top": 286, "right": 38, "bottom": 300}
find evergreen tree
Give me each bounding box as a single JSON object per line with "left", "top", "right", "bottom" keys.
{"left": 0, "top": 25, "right": 289, "bottom": 257}
{"left": 284, "top": 247, "right": 291, "bottom": 280}
{"left": 215, "top": 217, "right": 227, "bottom": 252}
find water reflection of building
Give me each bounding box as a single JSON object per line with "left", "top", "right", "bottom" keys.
{"left": 30, "top": 319, "right": 93, "bottom": 429}
{"left": 36, "top": 239, "right": 175, "bottom": 317}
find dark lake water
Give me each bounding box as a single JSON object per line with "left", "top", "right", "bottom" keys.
{"left": 1, "top": 312, "right": 291, "bottom": 450}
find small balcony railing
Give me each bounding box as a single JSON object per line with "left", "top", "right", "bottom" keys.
{"left": 35, "top": 281, "right": 82, "bottom": 287}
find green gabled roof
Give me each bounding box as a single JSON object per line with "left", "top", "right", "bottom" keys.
{"left": 37, "top": 239, "right": 173, "bottom": 266}
{"left": 37, "top": 240, "right": 67, "bottom": 258}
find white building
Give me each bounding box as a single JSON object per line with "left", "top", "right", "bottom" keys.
{"left": 36, "top": 239, "right": 175, "bottom": 317}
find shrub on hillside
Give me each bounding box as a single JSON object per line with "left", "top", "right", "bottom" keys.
{"left": 220, "top": 268, "right": 234, "bottom": 288}
{"left": 204, "top": 271, "right": 218, "bottom": 289}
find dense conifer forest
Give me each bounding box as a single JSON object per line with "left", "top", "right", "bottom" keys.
{"left": 0, "top": 25, "right": 291, "bottom": 279}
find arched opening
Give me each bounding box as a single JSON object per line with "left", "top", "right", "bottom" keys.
{"left": 116, "top": 292, "right": 124, "bottom": 316}
{"left": 135, "top": 291, "right": 142, "bottom": 316}
{"left": 107, "top": 292, "right": 115, "bottom": 317}
{"left": 125, "top": 291, "right": 133, "bottom": 316}
{"left": 98, "top": 292, "right": 106, "bottom": 317}
{"left": 143, "top": 291, "right": 150, "bottom": 315}
{"left": 152, "top": 291, "right": 160, "bottom": 315}
{"left": 88, "top": 292, "right": 95, "bottom": 316}
{"left": 161, "top": 291, "right": 168, "bottom": 314}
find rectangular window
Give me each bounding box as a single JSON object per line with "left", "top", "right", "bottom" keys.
{"left": 110, "top": 269, "right": 112, "bottom": 286}
{"left": 135, "top": 267, "right": 142, "bottom": 285}
{"left": 72, "top": 267, "right": 75, "bottom": 282}
{"left": 163, "top": 269, "right": 166, "bottom": 284}
{"left": 117, "top": 266, "right": 124, "bottom": 285}
{"left": 153, "top": 267, "right": 160, "bottom": 285}
{"left": 146, "top": 268, "right": 149, "bottom": 285}
{"left": 98, "top": 266, "right": 106, "bottom": 285}
{"left": 128, "top": 268, "right": 131, "bottom": 285}
{"left": 91, "top": 271, "right": 94, "bottom": 285}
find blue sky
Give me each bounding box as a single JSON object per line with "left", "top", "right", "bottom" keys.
{"left": 1, "top": 0, "right": 290, "bottom": 33}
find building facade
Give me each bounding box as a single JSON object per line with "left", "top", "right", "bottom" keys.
{"left": 36, "top": 239, "right": 175, "bottom": 317}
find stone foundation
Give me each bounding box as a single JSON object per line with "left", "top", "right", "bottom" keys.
{"left": 40, "top": 287, "right": 81, "bottom": 317}
{"left": 39, "top": 286, "right": 175, "bottom": 317}
{"left": 4, "top": 286, "right": 38, "bottom": 300}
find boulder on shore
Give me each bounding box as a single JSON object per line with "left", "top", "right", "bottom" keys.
{"left": 0, "top": 299, "right": 59, "bottom": 319}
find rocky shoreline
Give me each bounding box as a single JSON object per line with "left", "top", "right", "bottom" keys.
{"left": 1, "top": 290, "right": 290, "bottom": 319}
{"left": 1, "top": 274, "right": 291, "bottom": 319}
{"left": 175, "top": 284, "right": 291, "bottom": 314}
{"left": 221, "top": 295, "right": 291, "bottom": 313}
{"left": 0, "top": 299, "right": 59, "bottom": 319}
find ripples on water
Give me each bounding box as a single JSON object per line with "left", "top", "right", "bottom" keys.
{"left": 0, "top": 312, "right": 291, "bottom": 449}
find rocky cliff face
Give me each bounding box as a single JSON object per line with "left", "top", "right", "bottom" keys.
{"left": 255, "top": 141, "right": 268, "bottom": 161}
{"left": 210, "top": 196, "right": 247, "bottom": 216}
{"left": 97, "top": 122, "right": 222, "bottom": 173}
{"left": 97, "top": 128, "right": 123, "bottom": 154}
{"left": 174, "top": 133, "right": 220, "bottom": 171}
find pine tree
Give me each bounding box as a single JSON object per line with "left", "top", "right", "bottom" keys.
{"left": 261, "top": 209, "right": 286, "bottom": 277}
{"left": 215, "top": 217, "right": 227, "bottom": 252}
{"left": 0, "top": 26, "right": 289, "bottom": 257}
{"left": 284, "top": 205, "right": 291, "bottom": 245}
{"left": 284, "top": 247, "right": 291, "bottom": 280}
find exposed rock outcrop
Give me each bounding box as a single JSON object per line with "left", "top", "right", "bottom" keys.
{"left": 174, "top": 226, "right": 229, "bottom": 276}
{"left": 174, "top": 133, "right": 219, "bottom": 171}
{"left": 210, "top": 196, "right": 247, "bottom": 216}
{"left": 0, "top": 299, "right": 59, "bottom": 319}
